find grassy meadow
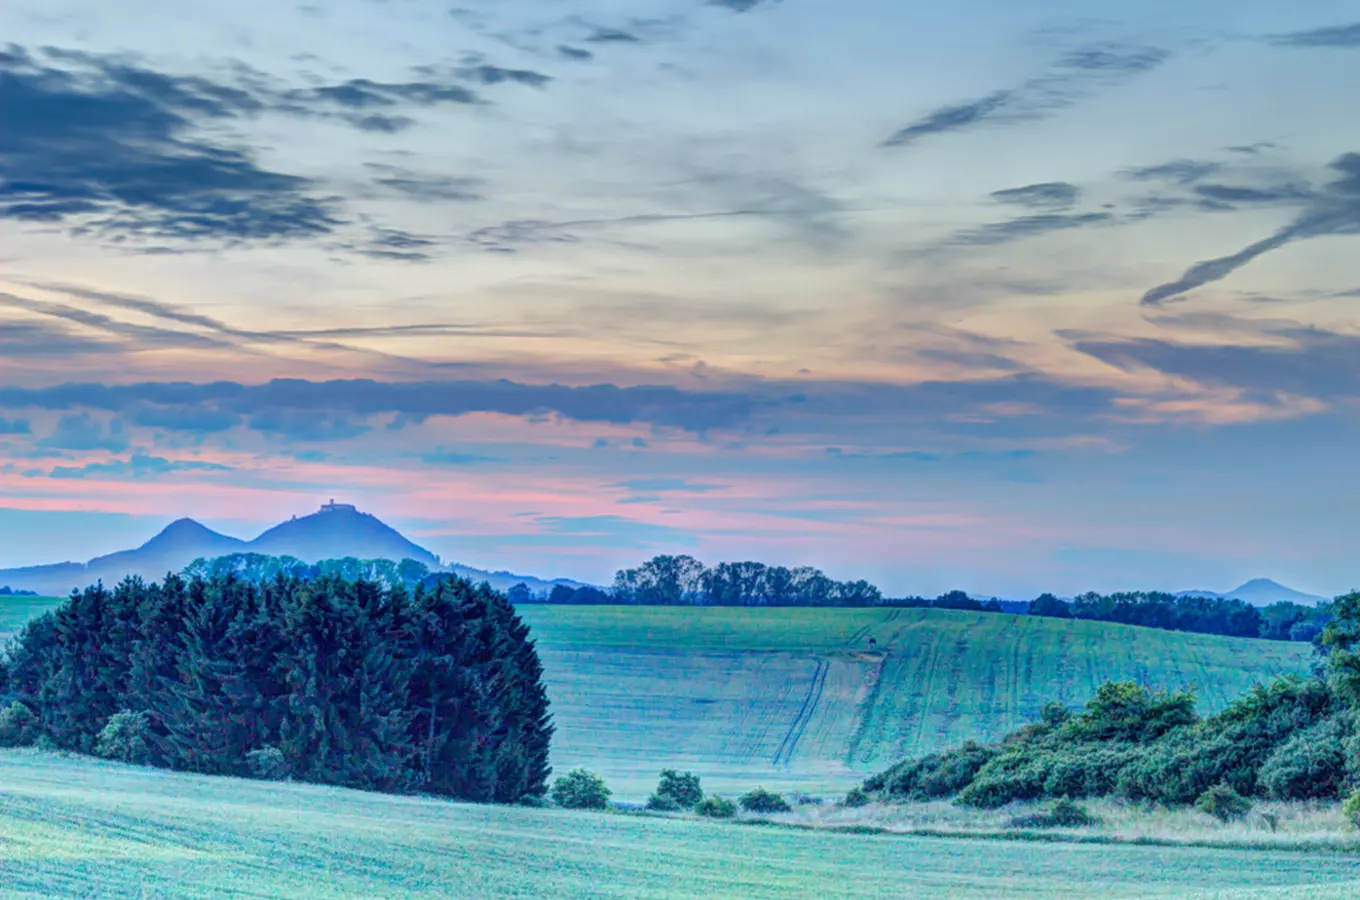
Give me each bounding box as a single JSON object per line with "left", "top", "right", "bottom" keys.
{"left": 1, "top": 597, "right": 1317, "bottom": 799}
{"left": 2, "top": 750, "right": 1359, "bottom": 899}
{"left": 517, "top": 605, "right": 1316, "bottom": 797}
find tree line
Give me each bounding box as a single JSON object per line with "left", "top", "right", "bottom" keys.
{"left": 179, "top": 552, "right": 1334, "bottom": 643}
{"left": 0, "top": 573, "right": 552, "bottom": 804}
{"left": 864, "top": 591, "right": 1360, "bottom": 813}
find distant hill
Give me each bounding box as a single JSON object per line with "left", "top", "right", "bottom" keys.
{"left": 1176, "top": 578, "right": 1328, "bottom": 608}
{"left": 0, "top": 501, "right": 587, "bottom": 598}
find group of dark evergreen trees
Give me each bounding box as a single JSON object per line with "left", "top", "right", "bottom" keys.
{"left": 0, "top": 573, "right": 552, "bottom": 803}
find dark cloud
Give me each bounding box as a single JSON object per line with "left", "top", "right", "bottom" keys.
{"left": 947, "top": 212, "right": 1112, "bottom": 246}
{"left": 990, "top": 182, "right": 1080, "bottom": 209}
{"left": 127, "top": 403, "right": 239, "bottom": 433}
{"left": 0, "top": 322, "right": 120, "bottom": 357}
{"left": 1227, "top": 142, "right": 1279, "bottom": 156}
{"left": 246, "top": 409, "right": 373, "bottom": 442}
{"left": 883, "top": 45, "right": 1168, "bottom": 148}
{"left": 458, "top": 65, "right": 551, "bottom": 88}
{"left": 1192, "top": 182, "right": 1312, "bottom": 205}
{"left": 0, "top": 418, "right": 31, "bottom": 435}
{"left": 1141, "top": 152, "right": 1360, "bottom": 305}
{"left": 1072, "top": 326, "right": 1360, "bottom": 401}
{"left": 1270, "top": 23, "right": 1360, "bottom": 48}
{"left": 368, "top": 167, "right": 484, "bottom": 202}
{"left": 709, "top": 0, "right": 780, "bottom": 11}
{"left": 585, "top": 28, "right": 640, "bottom": 43}
{"left": 0, "top": 291, "right": 234, "bottom": 352}
{"left": 1121, "top": 159, "right": 1222, "bottom": 185}
{"left": 0, "top": 44, "right": 339, "bottom": 242}
{"left": 0, "top": 43, "right": 558, "bottom": 247}
{"left": 612, "top": 478, "right": 723, "bottom": 493}
{"left": 420, "top": 448, "right": 500, "bottom": 465}
{"left": 37, "top": 412, "right": 130, "bottom": 452}
{"left": 883, "top": 91, "right": 1013, "bottom": 148}
{"left": 49, "top": 453, "right": 232, "bottom": 480}
{"left": 359, "top": 228, "right": 437, "bottom": 262}
{"left": 557, "top": 45, "right": 594, "bottom": 61}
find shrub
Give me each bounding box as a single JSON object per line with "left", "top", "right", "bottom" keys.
{"left": 1195, "top": 783, "right": 1251, "bottom": 823}
{"left": 864, "top": 740, "right": 998, "bottom": 800}
{"left": 1005, "top": 799, "right": 1100, "bottom": 829}
{"left": 1062, "top": 682, "right": 1198, "bottom": 743}
{"left": 843, "top": 787, "right": 870, "bottom": 808}
{"left": 93, "top": 710, "right": 150, "bottom": 764}
{"left": 655, "top": 769, "right": 703, "bottom": 808}
{"left": 1343, "top": 790, "right": 1360, "bottom": 830}
{"left": 739, "top": 787, "right": 791, "bottom": 814}
{"left": 645, "top": 792, "right": 683, "bottom": 812}
{"left": 246, "top": 746, "right": 291, "bottom": 781}
{"left": 0, "top": 701, "right": 38, "bottom": 747}
{"left": 694, "top": 795, "right": 737, "bottom": 818}
{"left": 1259, "top": 716, "right": 1348, "bottom": 800}
{"left": 1040, "top": 701, "right": 1072, "bottom": 727}
{"left": 551, "top": 769, "right": 611, "bottom": 810}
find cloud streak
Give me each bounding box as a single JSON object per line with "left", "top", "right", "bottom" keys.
{"left": 1141, "top": 152, "right": 1360, "bottom": 304}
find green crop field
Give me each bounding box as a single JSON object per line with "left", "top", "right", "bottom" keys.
{"left": 517, "top": 606, "right": 1316, "bottom": 798}
{"left": 0, "top": 597, "right": 63, "bottom": 646}
{"left": 0, "top": 598, "right": 1316, "bottom": 799}
{"left": 1, "top": 750, "right": 1357, "bottom": 900}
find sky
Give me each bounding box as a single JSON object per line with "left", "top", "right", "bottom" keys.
{"left": 1, "top": 0, "right": 1358, "bottom": 598}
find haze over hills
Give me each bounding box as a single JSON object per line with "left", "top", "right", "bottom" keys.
{"left": 1175, "top": 578, "right": 1329, "bottom": 608}
{"left": 0, "top": 501, "right": 585, "bottom": 597}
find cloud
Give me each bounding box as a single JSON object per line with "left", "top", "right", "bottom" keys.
{"left": 0, "top": 322, "right": 121, "bottom": 357}
{"left": 420, "top": 448, "right": 500, "bottom": 465}
{"left": 1270, "top": 23, "right": 1360, "bottom": 48}
{"left": 533, "top": 515, "right": 698, "bottom": 548}
{"left": 1072, "top": 324, "right": 1360, "bottom": 401}
{"left": 359, "top": 228, "right": 437, "bottom": 262}
{"left": 709, "top": 0, "right": 780, "bottom": 12}
{"left": 48, "top": 453, "right": 232, "bottom": 480}
{"left": 946, "top": 212, "right": 1112, "bottom": 246}
{"left": 883, "top": 45, "right": 1168, "bottom": 148}
{"left": 0, "top": 418, "right": 31, "bottom": 435}
{"left": 0, "top": 291, "right": 231, "bottom": 351}
{"left": 0, "top": 45, "right": 339, "bottom": 243}
{"left": 366, "top": 165, "right": 484, "bottom": 202}
{"left": 1191, "top": 183, "right": 1313, "bottom": 205}
{"left": 457, "top": 65, "right": 551, "bottom": 88}
{"left": 611, "top": 477, "right": 724, "bottom": 493}
{"left": 37, "top": 412, "right": 130, "bottom": 452}
{"left": 245, "top": 409, "right": 373, "bottom": 442}
{"left": 990, "top": 182, "right": 1080, "bottom": 209}
{"left": 556, "top": 46, "right": 594, "bottom": 61}
{"left": 1141, "top": 152, "right": 1360, "bottom": 304}
{"left": 1121, "top": 159, "right": 1222, "bottom": 185}
{"left": 585, "top": 28, "right": 640, "bottom": 44}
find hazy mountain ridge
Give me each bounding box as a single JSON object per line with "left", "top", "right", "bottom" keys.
{"left": 0, "top": 502, "right": 586, "bottom": 597}
{"left": 1174, "top": 578, "right": 1328, "bottom": 608}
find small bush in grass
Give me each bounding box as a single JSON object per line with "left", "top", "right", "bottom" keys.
{"left": 552, "top": 768, "right": 611, "bottom": 810}
{"left": 694, "top": 795, "right": 737, "bottom": 818}
{"left": 246, "top": 745, "right": 291, "bottom": 781}
{"left": 1343, "top": 790, "right": 1360, "bottom": 830}
{"left": 739, "top": 787, "right": 791, "bottom": 814}
{"left": 0, "top": 702, "right": 38, "bottom": 747}
{"left": 1005, "top": 798, "right": 1100, "bottom": 829}
{"left": 655, "top": 769, "right": 703, "bottom": 808}
{"left": 94, "top": 710, "right": 150, "bottom": 764}
{"left": 1196, "top": 783, "right": 1251, "bottom": 823}
{"left": 843, "top": 787, "right": 870, "bottom": 808}
{"left": 645, "top": 792, "right": 683, "bottom": 812}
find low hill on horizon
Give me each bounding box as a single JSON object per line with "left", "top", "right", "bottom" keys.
{"left": 1175, "top": 577, "right": 1329, "bottom": 608}
{"left": 0, "top": 501, "right": 585, "bottom": 597}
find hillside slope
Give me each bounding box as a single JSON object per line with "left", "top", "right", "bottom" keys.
{"left": 1, "top": 751, "right": 1354, "bottom": 899}
{"left": 518, "top": 606, "right": 1314, "bottom": 798}
{"left": 0, "top": 598, "right": 1316, "bottom": 800}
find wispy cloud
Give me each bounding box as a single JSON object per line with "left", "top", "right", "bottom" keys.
{"left": 883, "top": 44, "right": 1168, "bottom": 148}
{"left": 1141, "top": 152, "right": 1360, "bottom": 304}
{"left": 990, "top": 182, "right": 1081, "bottom": 210}
{"left": 1269, "top": 22, "right": 1360, "bottom": 48}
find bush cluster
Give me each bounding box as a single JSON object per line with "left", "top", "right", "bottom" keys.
{"left": 1005, "top": 799, "right": 1100, "bottom": 829}
{"left": 0, "top": 574, "right": 552, "bottom": 803}
{"left": 864, "top": 673, "right": 1360, "bottom": 811}
{"left": 694, "top": 795, "right": 737, "bottom": 819}
{"left": 738, "top": 787, "right": 791, "bottom": 814}
{"left": 551, "top": 769, "right": 611, "bottom": 810}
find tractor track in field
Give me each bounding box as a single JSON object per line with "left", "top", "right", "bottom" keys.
{"left": 772, "top": 655, "right": 829, "bottom": 767}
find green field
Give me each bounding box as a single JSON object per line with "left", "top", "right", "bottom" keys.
{"left": 1, "top": 750, "right": 1357, "bottom": 899}
{"left": 0, "top": 598, "right": 1316, "bottom": 799}
{"left": 517, "top": 606, "right": 1315, "bottom": 797}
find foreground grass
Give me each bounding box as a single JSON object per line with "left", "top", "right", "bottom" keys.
{"left": 2, "top": 599, "right": 1316, "bottom": 799}
{"left": 763, "top": 798, "right": 1360, "bottom": 852}
{"left": 2, "top": 752, "right": 1359, "bottom": 899}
